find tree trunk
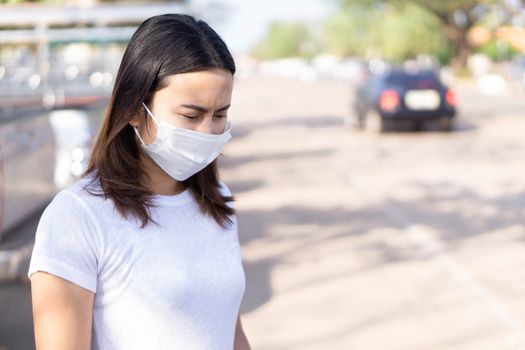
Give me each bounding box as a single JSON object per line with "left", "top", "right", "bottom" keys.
{"left": 444, "top": 23, "right": 472, "bottom": 71}
{"left": 451, "top": 34, "right": 472, "bottom": 71}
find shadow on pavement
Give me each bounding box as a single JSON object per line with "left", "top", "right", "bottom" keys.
{"left": 234, "top": 180, "right": 525, "bottom": 317}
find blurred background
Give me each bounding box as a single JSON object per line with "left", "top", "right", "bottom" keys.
{"left": 1, "top": 0, "right": 525, "bottom": 349}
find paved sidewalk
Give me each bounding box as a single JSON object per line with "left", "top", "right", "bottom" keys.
{"left": 224, "top": 76, "right": 525, "bottom": 350}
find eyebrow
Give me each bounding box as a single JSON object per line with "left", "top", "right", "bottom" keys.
{"left": 180, "top": 104, "right": 231, "bottom": 113}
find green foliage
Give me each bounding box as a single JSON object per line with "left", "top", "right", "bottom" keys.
{"left": 323, "top": 3, "right": 452, "bottom": 64}
{"left": 334, "top": 0, "right": 504, "bottom": 68}
{"left": 477, "top": 39, "right": 521, "bottom": 61}
{"left": 323, "top": 5, "right": 379, "bottom": 56}
{"left": 380, "top": 4, "right": 451, "bottom": 63}
{"left": 252, "top": 22, "right": 319, "bottom": 60}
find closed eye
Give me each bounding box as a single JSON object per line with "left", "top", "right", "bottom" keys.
{"left": 181, "top": 114, "right": 199, "bottom": 119}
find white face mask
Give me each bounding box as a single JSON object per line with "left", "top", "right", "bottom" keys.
{"left": 133, "top": 102, "right": 232, "bottom": 181}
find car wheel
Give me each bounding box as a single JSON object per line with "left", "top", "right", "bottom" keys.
{"left": 365, "top": 111, "right": 386, "bottom": 133}
{"left": 350, "top": 109, "right": 366, "bottom": 130}
{"left": 440, "top": 116, "right": 455, "bottom": 132}
{"left": 343, "top": 111, "right": 360, "bottom": 130}
{"left": 355, "top": 112, "right": 366, "bottom": 130}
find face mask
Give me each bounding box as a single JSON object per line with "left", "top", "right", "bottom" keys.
{"left": 133, "top": 102, "right": 232, "bottom": 181}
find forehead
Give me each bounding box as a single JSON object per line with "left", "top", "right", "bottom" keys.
{"left": 156, "top": 69, "right": 233, "bottom": 105}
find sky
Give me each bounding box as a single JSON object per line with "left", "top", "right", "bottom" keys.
{"left": 190, "top": 0, "right": 336, "bottom": 54}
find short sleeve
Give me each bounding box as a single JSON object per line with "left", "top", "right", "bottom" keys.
{"left": 28, "top": 190, "right": 101, "bottom": 293}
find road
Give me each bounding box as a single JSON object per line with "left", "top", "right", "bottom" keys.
{"left": 224, "top": 76, "right": 525, "bottom": 350}
{"left": 1, "top": 75, "right": 524, "bottom": 350}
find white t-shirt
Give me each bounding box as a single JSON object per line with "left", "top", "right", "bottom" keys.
{"left": 28, "top": 175, "right": 246, "bottom": 350}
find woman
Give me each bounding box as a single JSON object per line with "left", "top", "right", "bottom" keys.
{"left": 28, "top": 14, "right": 250, "bottom": 350}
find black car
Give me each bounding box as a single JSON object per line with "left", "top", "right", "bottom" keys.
{"left": 350, "top": 69, "right": 457, "bottom": 132}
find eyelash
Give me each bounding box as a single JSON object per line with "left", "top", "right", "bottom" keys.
{"left": 181, "top": 114, "right": 226, "bottom": 119}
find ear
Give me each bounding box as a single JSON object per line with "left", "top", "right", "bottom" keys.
{"left": 129, "top": 114, "right": 141, "bottom": 128}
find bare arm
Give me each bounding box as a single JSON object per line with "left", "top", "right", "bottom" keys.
{"left": 31, "top": 272, "right": 94, "bottom": 350}
{"left": 234, "top": 313, "right": 251, "bottom": 350}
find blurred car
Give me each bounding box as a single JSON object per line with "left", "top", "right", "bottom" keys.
{"left": 351, "top": 69, "right": 457, "bottom": 132}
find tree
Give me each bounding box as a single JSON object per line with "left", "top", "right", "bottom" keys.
{"left": 323, "top": 5, "right": 380, "bottom": 57}
{"left": 324, "top": 3, "right": 452, "bottom": 64}
{"left": 252, "top": 22, "right": 319, "bottom": 60}
{"left": 337, "top": 0, "right": 503, "bottom": 69}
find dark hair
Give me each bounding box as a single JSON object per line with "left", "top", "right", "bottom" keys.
{"left": 84, "top": 14, "right": 236, "bottom": 228}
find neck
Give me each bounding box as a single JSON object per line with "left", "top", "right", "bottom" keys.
{"left": 141, "top": 155, "right": 186, "bottom": 195}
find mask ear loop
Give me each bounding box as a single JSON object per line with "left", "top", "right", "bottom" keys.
{"left": 142, "top": 102, "right": 160, "bottom": 127}
{"left": 133, "top": 102, "right": 160, "bottom": 146}
{"left": 133, "top": 126, "right": 148, "bottom": 146}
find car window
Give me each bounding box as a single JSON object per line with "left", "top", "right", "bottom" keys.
{"left": 386, "top": 72, "right": 442, "bottom": 89}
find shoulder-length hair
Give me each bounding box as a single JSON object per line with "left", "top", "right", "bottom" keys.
{"left": 84, "top": 14, "right": 235, "bottom": 228}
